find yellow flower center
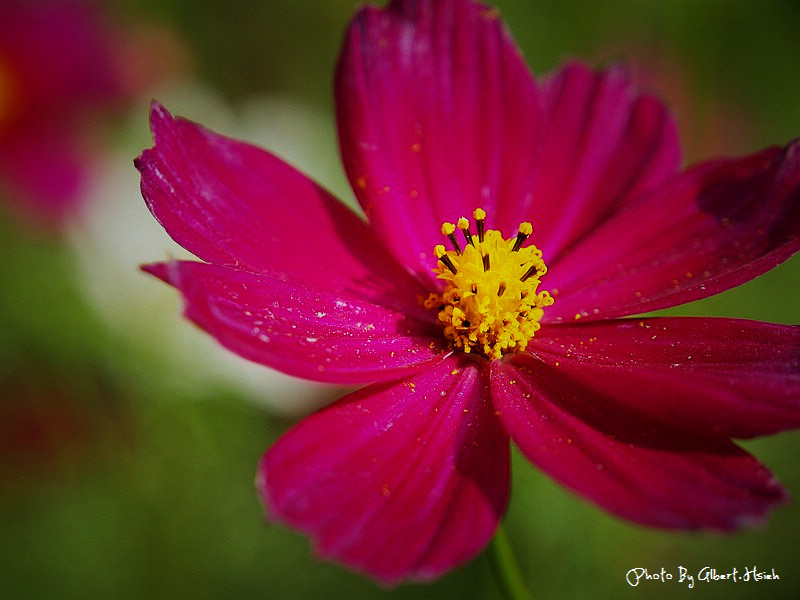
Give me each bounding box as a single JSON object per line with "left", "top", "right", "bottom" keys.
{"left": 424, "top": 208, "right": 554, "bottom": 360}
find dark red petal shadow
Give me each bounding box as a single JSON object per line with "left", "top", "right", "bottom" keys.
{"left": 529, "top": 317, "right": 800, "bottom": 439}
{"left": 546, "top": 141, "right": 800, "bottom": 321}
{"left": 491, "top": 355, "right": 786, "bottom": 530}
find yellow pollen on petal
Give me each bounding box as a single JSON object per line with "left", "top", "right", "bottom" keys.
{"left": 424, "top": 208, "right": 554, "bottom": 360}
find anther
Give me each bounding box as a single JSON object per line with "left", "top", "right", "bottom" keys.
{"left": 474, "top": 208, "right": 486, "bottom": 243}
{"left": 497, "top": 283, "right": 506, "bottom": 297}
{"left": 441, "top": 222, "right": 462, "bottom": 255}
{"left": 434, "top": 244, "right": 458, "bottom": 274}
{"left": 512, "top": 222, "right": 533, "bottom": 252}
{"left": 520, "top": 264, "right": 545, "bottom": 282}
{"left": 457, "top": 217, "right": 474, "bottom": 247}
{"left": 482, "top": 252, "right": 490, "bottom": 272}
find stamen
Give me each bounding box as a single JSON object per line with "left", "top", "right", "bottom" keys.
{"left": 457, "top": 217, "right": 474, "bottom": 247}
{"left": 512, "top": 222, "right": 533, "bottom": 252}
{"left": 441, "top": 222, "right": 462, "bottom": 255}
{"left": 428, "top": 210, "right": 553, "bottom": 359}
{"left": 520, "top": 264, "right": 544, "bottom": 282}
{"left": 434, "top": 244, "right": 457, "bottom": 274}
{"left": 474, "top": 208, "right": 486, "bottom": 243}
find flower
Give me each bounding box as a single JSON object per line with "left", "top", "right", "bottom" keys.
{"left": 0, "top": 0, "right": 169, "bottom": 226}
{"left": 137, "top": 0, "right": 800, "bottom": 585}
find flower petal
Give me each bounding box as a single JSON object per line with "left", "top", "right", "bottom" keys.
{"left": 336, "top": 0, "right": 542, "bottom": 285}
{"left": 529, "top": 318, "right": 800, "bottom": 439}
{"left": 531, "top": 61, "right": 682, "bottom": 261}
{"left": 258, "top": 356, "right": 509, "bottom": 584}
{"left": 546, "top": 141, "right": 800, "bottom": 320}
{"left": 492, "top": 355, "right": 787, "bottom": 530}
{"left": 144, "top": 261, "right": 446, "bottom": 385}
{"left": 136, "top": 102, "right": 428, "bottom": 306}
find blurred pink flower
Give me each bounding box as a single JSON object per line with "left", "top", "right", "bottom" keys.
{"left": 0, "top": 0, "right": 176, "bottom": 226}
{"left": 137, "top": 0, "right": 800, "bottom": 584}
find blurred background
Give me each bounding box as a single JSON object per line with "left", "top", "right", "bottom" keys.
{"left": 1, "top": 0, "right": 799, "bottom": 599}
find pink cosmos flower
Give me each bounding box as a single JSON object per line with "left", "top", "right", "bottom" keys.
{"left": 137, "top": 0, "right": 800, "bottom": 585}
{"left": 0, "top": 0, "right": 151, "bottom": 225}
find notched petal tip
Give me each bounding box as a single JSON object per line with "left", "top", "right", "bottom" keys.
{"left": 720, "top": 477, "right": 788, "bottom": 533}
{"left": 139, "top": 261, "right": 177, "bottom": 286}
{"left": 148, "top": 101, "right": 182, "bottom": 153}
{"left": 132, "top": 146, "right": 154, "bottom": 174}
{"left": 133, "top": 100, "right": 173, "bottom": 172}
{"left": 148, "top": 98, "right": 172, "bottom": 129}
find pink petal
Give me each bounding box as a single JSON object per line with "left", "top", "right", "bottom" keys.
{"left": 492, "top": 355, "right": 787, "bottom": 530}
{"left": 258, "top": 356, "right": 509, "bottom": 584}
{"left": 144, "top": 261, "right": 446, "bottom": 385}
{"left": 336, "top": 0, "right": 542, "bottom": 286}
{"left": 529, "top": 318, "right": 800, "bottom": 439}
{"left": 136, "top": 102, "right": 429, "bottom": 309}
{"left": 546, "top": 141, "right": 800, "bottom": 321}
{"left": 531, "top": 61, "right": 682, "bottom": 261}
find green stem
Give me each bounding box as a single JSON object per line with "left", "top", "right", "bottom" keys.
{"left": 489, "top": 522, "right": 532, "bottom": 600}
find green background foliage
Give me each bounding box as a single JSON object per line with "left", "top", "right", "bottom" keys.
{"left": 1, "top": 1, "right": 799, "bottom": 599}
